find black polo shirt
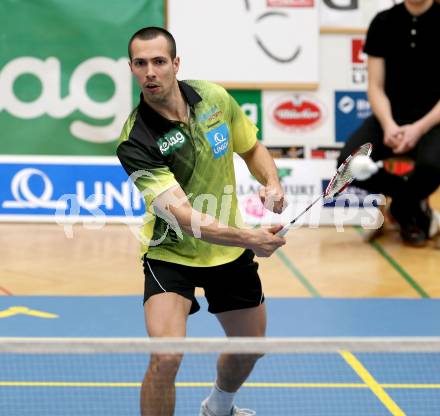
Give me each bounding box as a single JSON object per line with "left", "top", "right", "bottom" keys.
{"left": 364, "top": 2, "right": 440, "bottom": 122}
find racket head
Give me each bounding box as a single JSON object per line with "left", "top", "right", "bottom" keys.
{"left": 324, "top": 142, "right": 373, "bottom": 199}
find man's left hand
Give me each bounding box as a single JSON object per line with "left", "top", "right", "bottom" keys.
{"left": 393, "top": 122, "right": 424, "bottom": 154}
{"left": 259, "top": 183, "right": 286, "bottom": 214}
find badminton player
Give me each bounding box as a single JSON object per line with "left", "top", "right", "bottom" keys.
{"left": 117, "top": 27, "right": 286, "bottom": 416}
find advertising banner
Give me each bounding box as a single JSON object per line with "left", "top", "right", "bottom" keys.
{"left": 167, "top": 0, "right": 319, "bottom": 87}
{"left": 0, "top": 0, "right": 163, "bottom": 156}
{"left": 262, "top": 91, "right": 333, "bottom": 147}
{"left": 0, "top": 156, "right": 144, "bottom": 222}
{"left": 235, "top": 156, "right": 382, "bottom": 227}
{"left": 335, "top": 91, "right": 371, "bottom": 142}
{"left": 320, "top": 0, "right": 403, "bottom": 31}
{"left": 228, "top": 90, "right": 263, "bottom": 140}
{"left": 0, "top": 156, "right": 382, "bottom": 228}
{"left": 351, "top": 38, "right": 367, "bottom": 86}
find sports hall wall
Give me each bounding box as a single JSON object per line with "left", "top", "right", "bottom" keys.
{"left": 0, "top": 0, "right": 397, "bottom": 225}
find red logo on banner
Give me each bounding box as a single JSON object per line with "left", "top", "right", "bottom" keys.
{"left": 271, "top": 96, "right": 323, "bottom": 130}
{"left": 352, "top": 39, "right": 366, "bottom": 64}
{"left": 244, "top": 195, "right": 266, "bottom": 218}
{"left": 267, "top": 0, "right": 314, "bottom": 7}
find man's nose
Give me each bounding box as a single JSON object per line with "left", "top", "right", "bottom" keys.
{"left": 145, "top": 65, "right": 156, "bottom": 79}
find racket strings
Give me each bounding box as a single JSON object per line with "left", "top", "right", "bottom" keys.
{"left": 326, "top": 143, "right": 372, "bottom": 198}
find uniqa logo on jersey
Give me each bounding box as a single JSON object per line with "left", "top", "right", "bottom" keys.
{"left": 205, "top": 123, "right": 230, "bottom": 159}
{"left": 0, "top": 161, "right": 145, "bottom": 220}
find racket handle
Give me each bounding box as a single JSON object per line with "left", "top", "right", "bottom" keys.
{"left": 276, "top": 224, "right": 290, "bottom": 237}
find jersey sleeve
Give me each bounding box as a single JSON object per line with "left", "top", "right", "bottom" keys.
{"left": 227, "top": 94, "right": 258, "bottom": 154}
{"left": 364, "top": 12, "right": 387, "bottom": 58}
{"left": 117, "top": 116, "right": 179, "bottom": 204}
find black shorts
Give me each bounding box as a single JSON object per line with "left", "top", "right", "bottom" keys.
{"left": 143, "top": 249, "right": 264, "bottom": 315}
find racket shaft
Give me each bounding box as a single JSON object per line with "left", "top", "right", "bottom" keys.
{"left": 277, "top": 194, "right": 323, "bottom": 236}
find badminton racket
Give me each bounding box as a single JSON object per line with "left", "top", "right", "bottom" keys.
{"left": 277, "top": 142, "right": 373, "bottom": 237}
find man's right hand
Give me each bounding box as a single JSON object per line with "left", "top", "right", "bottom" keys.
{"left": 383, "top": 121, "right": 403, "bottom": 150}
{"left": 246, "top": 225, "right": 286, "bottom": 257}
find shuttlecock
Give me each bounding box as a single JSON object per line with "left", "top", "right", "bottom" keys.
{"left": 349, "top": 155, "right": 379, "bottom": 181}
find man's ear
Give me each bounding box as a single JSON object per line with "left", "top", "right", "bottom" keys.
{"left": 173, "top": 56, "right": 180, "bottom": 75}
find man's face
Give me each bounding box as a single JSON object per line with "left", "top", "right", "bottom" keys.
{"left": 129, "top": 35, "right": 179, "bottom": 104}
{"left": 405, "top": 0, "right": 432, "bottom": 6}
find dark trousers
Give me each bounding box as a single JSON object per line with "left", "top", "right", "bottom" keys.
{"left": 337, "top": 115, "right": 440, "bottom": 211}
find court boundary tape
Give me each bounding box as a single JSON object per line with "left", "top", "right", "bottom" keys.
{"left": 275, "top": 249, "right": 320, "bottom": 297}
{"left": 341, "top": 350, "right": 406, "bottom": 416}
{"left": 354, "top": 226, "right": 429, "bottom": 298}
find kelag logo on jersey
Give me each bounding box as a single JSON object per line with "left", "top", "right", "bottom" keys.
{"left": 335, "top": 91, "right": 371, "bottom": 142}
{"left": 0, "top": 159, "right": 144, "bottom": 219}
{"left": 158, "top": 129, "right": 186, "bottom": 156}
{"left": 205, "top": 123, "right": 229, "bottom": 159}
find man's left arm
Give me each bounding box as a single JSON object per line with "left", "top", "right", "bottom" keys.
{"left": 239, "top": 141, "right": 286, "bottom": 214}
{"left": 394, "top": 99, "right": 440, "bottom": 154}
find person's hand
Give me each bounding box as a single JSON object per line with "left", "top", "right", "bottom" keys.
{"left": 383, "top": 121, "right": 403, "bottom": 150}
{"left": 393, "top": 122, "right": 424, "bottom": 154}
{"left": 247, "top": 225, "right": 286, "bottom": 257}
{"left": 259, "top": 183, "right": 287, "bottom": 214}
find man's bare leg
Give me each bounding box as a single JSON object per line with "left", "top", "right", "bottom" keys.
{"left": 215, "top": 304, "right": 266, "bottom": 392}
{"left": 140, "top": 292, "right": 191, "bottom": 416}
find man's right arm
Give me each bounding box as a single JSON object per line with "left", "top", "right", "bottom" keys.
{"left": 367, "top": 56, "right": 402, "bottom": 149}
{"left": 152, "top": 185, "right": 286, "bottom": 257}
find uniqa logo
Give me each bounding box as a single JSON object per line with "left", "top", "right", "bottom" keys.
{"left": 158, "top": 131, "right": 186, "bottom": 156}
{"left": 271, "top": 95, "right": 324, "bottom": 131}
{"left": 2, "top": 168, "right": 67, "bottom": 209}
{"left": 2, "top": 167, "right": 143, "bottom": 212}
{"left": 0, "top": 57, "right": 132, "bottom": 143}
{"left": 214, "top": 132, "right": 227, "bottom": 145}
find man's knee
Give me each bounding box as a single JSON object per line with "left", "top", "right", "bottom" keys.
{"left": 148, "top": 353, "right": 184, "bottom": 378}
{"left": 229, "top": 352, "right": 264, "bottom": 368}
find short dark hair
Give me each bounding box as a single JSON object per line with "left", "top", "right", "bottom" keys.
{"left": 128, "top": 27, "right": 176, "bottom": 61}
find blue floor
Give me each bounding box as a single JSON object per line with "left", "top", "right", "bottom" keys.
{"left": 1, "top": 296, "right": 440, "bottom": 415}
{"left": 2, "top": 296, "right": 440, "bottom": 337}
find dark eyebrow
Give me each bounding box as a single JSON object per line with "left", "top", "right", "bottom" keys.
{"left": 132, "top": 56, "right": 168, "bottom": 62}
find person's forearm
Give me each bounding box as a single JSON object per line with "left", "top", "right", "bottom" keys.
{"left": 414, "top": 100, "right": 440, "bottom": 134}
{"left": 153, "top": 188, "right": 253, "bottom": 247}
{"left": 368, "top": 83, "right": 395, "bottom": 129}
{"left": 153, "top": 184, "right": 285, "bottom": 257}
{"left": 173, "top": 206, "right": 253, "bottom": 247}
{"left": 241, "top": 142, "right": 279, "bottom": 186}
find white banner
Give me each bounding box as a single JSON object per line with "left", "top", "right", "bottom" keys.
{"left": 261, "top": 91, "right": 333, "bottom": 147}
{"left": 235, "top": 156, "right": 383, "bottom": 228}
{"left": 320, "top": 0, "right": 403, "bottom": 31}
{"left": 168, "top": 0, "right": 319, "bottom": 86}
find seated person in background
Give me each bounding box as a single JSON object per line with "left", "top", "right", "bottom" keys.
{"left": 337, "top": 0, "right": 440, "bottom": 246}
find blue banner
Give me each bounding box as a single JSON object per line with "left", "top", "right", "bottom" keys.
{"left": 0, "top": 157, "right": 144, "bottom": 220}
{"left": 335, "top": 91, "right": 371, "bottom": 143}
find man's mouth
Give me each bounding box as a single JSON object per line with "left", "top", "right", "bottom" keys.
{"left": 145, "top": 83, "right": 160, "bottom": 93}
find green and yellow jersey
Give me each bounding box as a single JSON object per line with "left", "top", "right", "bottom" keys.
{"left": 117, "top": 80, "right": 257, "bottom": 267}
